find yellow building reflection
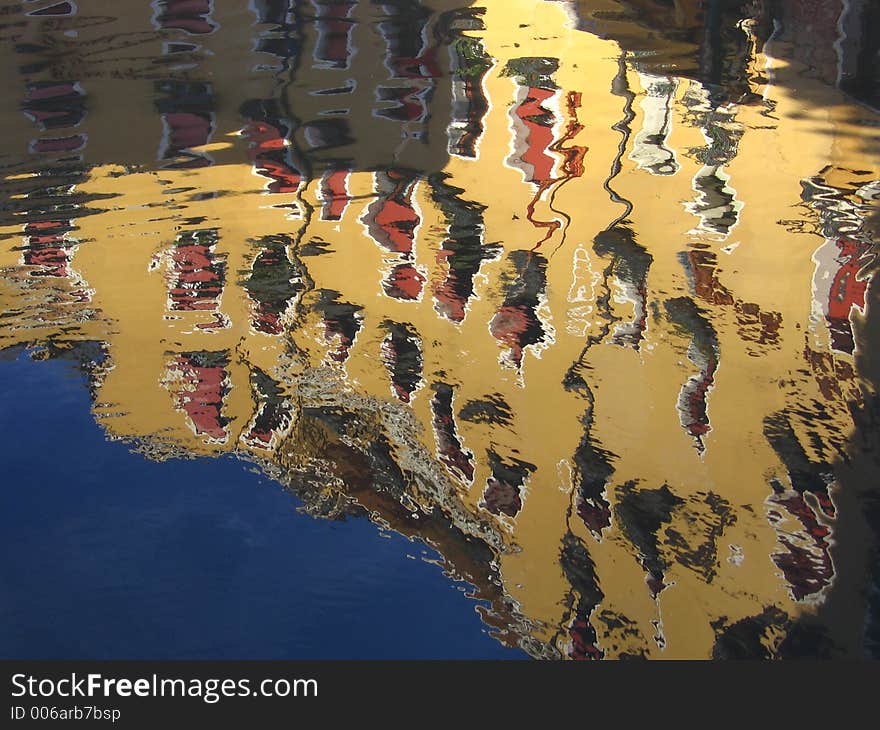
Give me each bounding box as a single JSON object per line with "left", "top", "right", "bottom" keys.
{"left": 1, "top": 0, "right": 878, "bottom": 659}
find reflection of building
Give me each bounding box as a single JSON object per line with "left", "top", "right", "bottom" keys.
{"left": 804, "top": 174, "right": 878, "bottom": 355}
{"left": 1, "top": 0, "right": 879, "bottom": 659}
{"left": 17, "top": 14, "right": 93, "bottom": 301}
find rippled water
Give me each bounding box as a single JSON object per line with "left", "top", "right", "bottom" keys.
{"left": 1, "top": 0, "right": 879, "bottom": 659}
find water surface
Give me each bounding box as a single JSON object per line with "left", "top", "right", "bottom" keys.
{"left": 1, "top": 0, "right": 879, "bottom": 659}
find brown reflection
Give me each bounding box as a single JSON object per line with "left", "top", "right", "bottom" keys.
{"left": 1, "top": 0, "right": 879, "bottom": 659}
